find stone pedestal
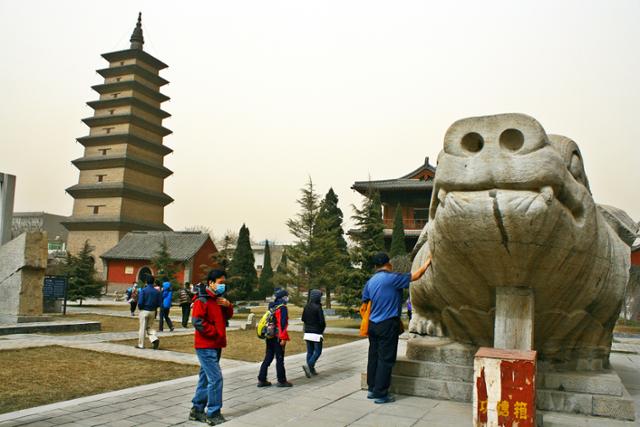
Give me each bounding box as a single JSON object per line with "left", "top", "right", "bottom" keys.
{"left": 0, "top": 231, "right": 48, "bottom": 323}
{"left": 384, "top": 336, "right": 635, "bottom": 421}
{"left": 494, "top": 287, "right": 534, "bottom": 351}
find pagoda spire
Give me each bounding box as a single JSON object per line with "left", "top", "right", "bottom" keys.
{"left": 129, "top": 12, "right": 144, "bottom": 50}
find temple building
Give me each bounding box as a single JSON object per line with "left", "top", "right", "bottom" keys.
{"left": 62, "top": 13, "right": 173, "bottom": 274}
{"left": 351, "top": 157, "right": 436, "bottom": 251}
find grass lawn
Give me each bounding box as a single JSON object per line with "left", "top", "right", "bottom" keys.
{"left": 69, "top": 303, "right": 132, "bottom": 312}
{"left": 49, "top": 313, "right": 141, "bottom": 333}
{"left": 112, "top": 329, "right": 362, "bottom": 362}
{"left": 0, "top": 346, "right": 198, "bottom": 414}
{"left": 615, "top": 318, "right": 640, "bottom": 334}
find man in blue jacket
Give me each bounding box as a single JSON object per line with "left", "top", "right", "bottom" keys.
{"left": 362, "top": 252, "right": 431, "bottom": 403}
{"left": 136, "top": 274, "right": 162, "bottom": 350}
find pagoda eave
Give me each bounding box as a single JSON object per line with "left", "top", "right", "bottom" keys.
{"left": 72, "top": 155, "right": 173, "bottom": 178}
{"left": 87, "top": 98, "right": 171, "bottom": 119}
{"left": 97, "top": 64, "right": 169, "bottom": 86}
{"left": 76, "top": 134, "right": 173, "bottom": 156}
{"left": 91, "top": 81, "right": 170, "bottom": 103}
{"left": 65, "top": 183, "right": 174, "bottom": 206}
{"left": 82, "top": 114, "right": 172, "bottom": 137}
{"left": 101, "top": 49, "right": 168, "bottom": 70}
{"left": 61, "top": 216, "right": 172, "bottom": 232}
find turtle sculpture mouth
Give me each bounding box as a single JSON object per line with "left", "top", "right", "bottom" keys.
{"left": 430, "top": 183, "right": 587, "bottom": 226}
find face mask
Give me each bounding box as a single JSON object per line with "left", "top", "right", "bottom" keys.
{"left": 215, "top": 284, "right": 226, "bottom": 295}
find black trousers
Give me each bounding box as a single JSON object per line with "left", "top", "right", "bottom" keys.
{"left": 367, "top": 317, "right": 400, "bottom": 396}
{"left": 258, "top": 338, "right": 286, "bottom": 382}
{"left": 181, "top": 303, "right": 191, "bottom": 327}
{"left": 159, "top": 307, "right": 174, "bottom": 331}
{"left": 129, "top": 301, "right": 137, "bottom": 315}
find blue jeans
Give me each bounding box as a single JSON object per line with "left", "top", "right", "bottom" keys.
{"left": 192, "top": 348, "right": 223, "bottom": 416}
{"left": 305, "top": 339, "right": 323, "bottom": 368}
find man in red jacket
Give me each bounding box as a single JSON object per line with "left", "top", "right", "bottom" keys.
{"left": 189, "top": 270, "right": 233, "bottom": 425}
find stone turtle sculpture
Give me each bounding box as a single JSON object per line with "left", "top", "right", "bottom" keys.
{"left": 410, "top": 113, "right": 631, "bottom": 368}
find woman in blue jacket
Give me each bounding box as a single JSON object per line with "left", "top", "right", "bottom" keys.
{"left": 159, "top": 277, "right": 175, "bottom": 331}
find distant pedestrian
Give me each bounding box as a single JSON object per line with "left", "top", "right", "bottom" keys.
{"left": 154, "top": 280, "right": 162, "bottom": 319}
{"left": 189, "top": 269, "right": 234, "bottom": 425}
{"left": 257, "top": 289, "right": 292, "bottom": 387}
{"left": 301, "top": 289, "right": 326, "bottom": 378}
{"left": 363, "top": 252, "right": 431, "bottom": 404}
{"left": 406, "top": 297, "right": 412, "bottom": 320}
{"left": 159, "top": 277, "right": 175, "bottom": 332}
{"left": 179, "top": 282, "right": 193, "bottom": 328}
{"left": 126, "top": 282, "right": 139, "bottom": 316}
{"left": 136, "top": 275, "right": 162, "bottom": 350}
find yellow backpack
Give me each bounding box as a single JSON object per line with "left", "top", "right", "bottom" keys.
{"left": 256, "top": 304, "right": 283, "bottom": 339}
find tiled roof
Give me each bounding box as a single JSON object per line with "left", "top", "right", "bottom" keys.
{"left": 101, "top": 231, "right": 210, "bottom": 261}
{"left": 352, "top": 179, "right": 433, "bottom": 192}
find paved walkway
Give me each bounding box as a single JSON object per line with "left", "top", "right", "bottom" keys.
{"left": 1, "top": 300, "right": 639, "bottom": 426}
{"left": 2, "top": 336, "right": 640, "bottom": 426}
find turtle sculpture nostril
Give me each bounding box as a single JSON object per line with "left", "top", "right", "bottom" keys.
{"left": 461, "top": 132, "right": 484, "bottom": 153}
{"left": 499, "top": 128, "right": 525, "bottom": 151}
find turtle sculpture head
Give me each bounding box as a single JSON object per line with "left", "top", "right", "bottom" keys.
{"left": 410, "top": 113, "right": 631, "bottom": 369}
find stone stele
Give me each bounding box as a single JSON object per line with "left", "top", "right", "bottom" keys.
{"left": 410, "top": 113, "right": 632, "bottom": 368}
{"left": 0, "top": 231, "right": 48, "bottom": 323}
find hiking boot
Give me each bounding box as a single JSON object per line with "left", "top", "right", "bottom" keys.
{"left": 367, "top": 391, "right": 380, "bottom": 399}
{"left": 256, "top": 380, "right": 272, "bottom": 387}
{"left": 302, "top": 365, "right": 312, "bottom": 378}
{"left": 205, "top": 412, "right": 226, "bottom": 425}
{"left": 374, "top": 394, "right": 395, "bottom": 404}
{"left": 310, "top": 367, "right": 318, "bottom": 376}
{"left": 134, "top": 345, "right": 144, "bottom": 350}
{"left": 189, "top": 407, "right": 205, "bottom": 422}
{"left": 170, "top": 327, "right": 175, "bottom": 332}
{"left": 276, "top": 381, "right": 293, "bottom": 387}
{"left": 152, "top": 339, "right": 160, "bottom": 350}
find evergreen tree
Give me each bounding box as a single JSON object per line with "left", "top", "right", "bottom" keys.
{"left": 340, "top": 188, "right": 385, "bottom": 309}
{"left": 286, "top": 177, "right": 320, "bottom": 293}
{"left": 152, "top": 237, "right": 179, "bottom": 289}
{"left": 311, "top": 188, "right": 351, "bottom": 308}
{"left": 273, "top": 248, "right": 295, "bottom": 291}
{"left": 389, "top": 203, "right": 407, "bottom": 257}
{"left": 351, "top": 188, "right": 385, "bottom": 272}
{"left": 65, "top": 241, "right": 104, "bottom": 305}
{"left": 228, "top": 224, "right": 258, "bottom": 301}
{"left": 258, "top": 240, "right": 274, "bottom": 298}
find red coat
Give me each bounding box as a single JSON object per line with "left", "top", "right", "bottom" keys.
{"left": 192, "top": 288, "right": 234, "bottom": 349}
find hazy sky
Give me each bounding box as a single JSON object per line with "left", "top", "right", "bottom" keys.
{"left": 1, "top": 0, "right": 639, "bottom": 244}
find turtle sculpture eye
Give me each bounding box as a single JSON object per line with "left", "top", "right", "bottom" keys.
{"left": 569, "top": 152, "right": 584, "bottom": 182}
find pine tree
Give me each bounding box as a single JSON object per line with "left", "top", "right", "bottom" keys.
{"left": 152, "top": 237, "right": 179, "bottom": 289}
{"left": 273, "top": 248, "right": 295, "bottom": 291}
{"left": 65, "top": 240, "right": 104, "bottom": 305}
{"left": 340, "top": 188, "right": 385, "bottom": 309}
{"left": 389, "top": 203, "right": 407, "bottom": 257}
{"left": 311, "top": 188, "right": 351, "bottom": 308}
{"left": 351, "top": 188, "right": 385, "bottom": 272}
{"left": 286, "top": 177, "right": 320, "bottom": 293}
{"left": 228, "top": 224, "right": 258, "bottom": 301}
{"left": 258, "top": 240, "right": 274, "bottom": 298}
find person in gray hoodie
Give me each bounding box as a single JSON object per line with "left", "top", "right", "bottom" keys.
{"left": 301, "top": 289, "right": 326, "bottom": 378}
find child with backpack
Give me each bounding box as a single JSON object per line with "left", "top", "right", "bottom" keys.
{"left": 257, "top": 289, "right": 292, "bottom": 387}
{"left": 301, "top": 289, "right": 326, "bottom": 378}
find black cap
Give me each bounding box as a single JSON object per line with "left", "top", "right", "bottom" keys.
{"left": 372, "top": 252, "right": 390, "bottom": 267}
